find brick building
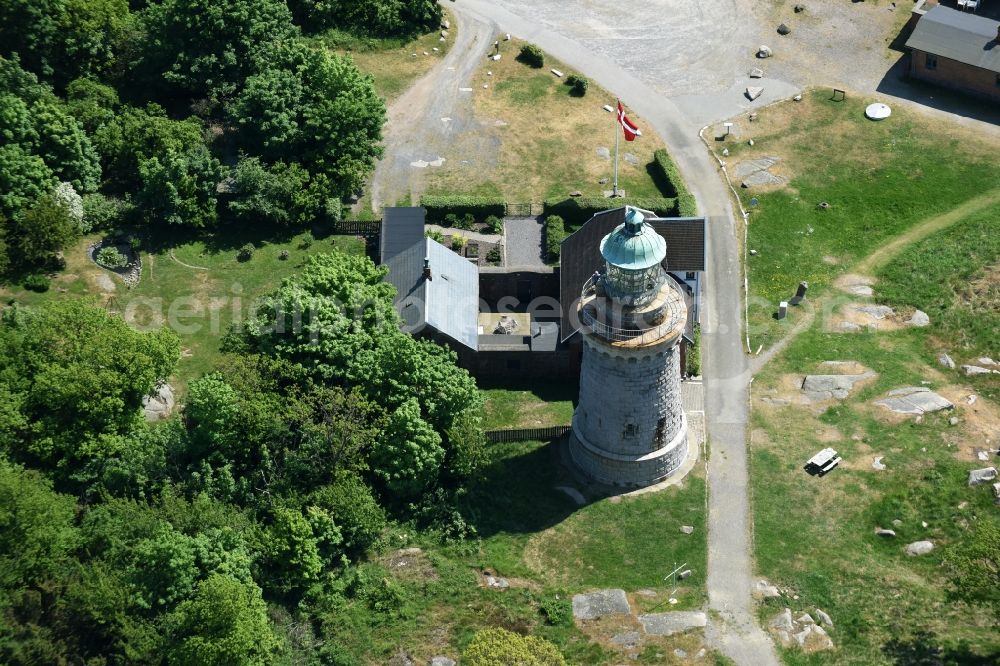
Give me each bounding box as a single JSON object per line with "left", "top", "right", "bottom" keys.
{"left": 905, "top": 3, "right": 1000, "bottom": 102}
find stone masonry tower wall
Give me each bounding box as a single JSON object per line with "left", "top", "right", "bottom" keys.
{"left": 568, "top": 207, "right": 689, "bottom": 487}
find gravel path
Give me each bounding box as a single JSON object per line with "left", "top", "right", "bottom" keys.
{"left": 503, "top": 217, "right": 546, "bottom": 268}
{"left": 369, "top": 12, "right": 498, "bottom": 211}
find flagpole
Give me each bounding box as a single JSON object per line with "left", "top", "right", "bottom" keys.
{"left": 613, "top": 102, "right": 620, "bottom": 197}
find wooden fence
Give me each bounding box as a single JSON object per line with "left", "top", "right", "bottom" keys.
{"left": 485, "top": 425, "right": 571, "bottom": 444}
{"left": 329, "top": 220, "right": 382, "bottom": 236}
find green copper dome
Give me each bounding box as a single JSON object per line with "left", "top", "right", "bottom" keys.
{"left": 599, "top": 208, "right": 666, "bottom": 270}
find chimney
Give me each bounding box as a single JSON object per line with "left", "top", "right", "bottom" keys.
{"left": 422, "top": 257, "right": 432, "bottom": 281}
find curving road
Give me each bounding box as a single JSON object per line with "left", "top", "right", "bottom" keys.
{"left": 448, "top": 1, "right": 778, "bottom": 663}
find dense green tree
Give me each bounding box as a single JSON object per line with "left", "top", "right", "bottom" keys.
{"left": 137, "top": 144, "right": 224, "bottom": 227}
{"left": 231, "top": 43, "right": 384, "bottom": 200}
{"left": 94, "top": 103, "right": 204, "bottom": 192}
{"left": 287, "top": 0, "right": 441, "bottom": 37}
{"left": 30, "top": 98, "right": 101, "bottom": 192}
{"left": 5, "top": 193, "right": 78, "bottom": 269}
{"left": 462, "top": 628, "right": 566, "bottom": 666}
{"left": 372, "top": 397, "right": 443, "bottom": 498}
{"left": 0, "top": 0, "right": 132, "bottom": 84}
{"left": 0, "top": 145, "right": 57, "bottom": 220}
{"left": 165, "top": 574, "right": 278, "bottom": 666}
{"left": 140, "top": 0, "right": 297, "bottom": 103}
{"left": 228, "top": 157, "right": 327, "bottom": 227}
{"left": 0, "top": 461, "right": 79, "bottom": 591}
{"left": 0, "top": 300, "right": 179, "bottom": 482}
{"left": 307, "top": 472, "right": 386, "bottom": 555}
{"left": 263, "top": 507, "right": 325, "bottom": 594}
{"left": 65, "top": 77, "right": 120, "bottom": 134}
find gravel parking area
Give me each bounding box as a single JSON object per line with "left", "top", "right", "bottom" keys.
{"left": 503, "top": 216, "right": 546, "bottom": 268}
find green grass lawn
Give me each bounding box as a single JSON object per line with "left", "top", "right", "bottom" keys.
{"left": 875, "top": 205, "right": 1000, "bottom": 401}
{"left": 751, "top": 328, "right": 1000, "bottom": 664}
{"left": 325, "top": 439, "right": 708, "bottom": 664}
{"left": 481, "top": 380, "right": 578, "bottom": 430}
{"left": 2, "top": 229, "right": 365, "bottom": 393}
{"left": 724, "top": 89, "right": 1000, "bottom": 350}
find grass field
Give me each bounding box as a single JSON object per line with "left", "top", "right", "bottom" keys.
{"left": 751, "top": 326, "right": 1000, "bottom": 664}
{"left": 1, "top": 229, "right": 365, "bottom": 392}
{"left": 875, "top": 205, "right": 1000, "bottom": 401}
{"left": 324, "top": 439, "right": 710, "bottom": 665}
{"left": 481, "top": 380, "right": 577, "bottom": 430}
{"left": 315, "top": 9, "right": 453, "bottom": 103}
{"left": 716, "top": 89, "right": 1000, "bottom": 351}
{"left": 423, "top": 39, "right": 667, "bottom": 203}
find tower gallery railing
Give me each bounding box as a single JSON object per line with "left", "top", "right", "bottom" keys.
{"left": 580, "top": 275, "right": 686, "bottom": 342}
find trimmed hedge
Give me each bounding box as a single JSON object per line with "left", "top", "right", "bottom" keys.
{"left": 544, "top": 196, "right": 677, "bottom": 225}
{"left": 420, "top": 195, "right": 506, "bottom": 223}
{"left": 653, "top": 149, "right": 698, "bottom": 216}
{"left": 544, "top": 215, "right": 566, "bottom": 262}
{"left": 517, "top": 44, "right": 544, "bottom": 68}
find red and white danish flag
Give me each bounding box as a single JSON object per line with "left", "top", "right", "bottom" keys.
{"left": 617, "top": 100, "right": 641, "bottom": 141}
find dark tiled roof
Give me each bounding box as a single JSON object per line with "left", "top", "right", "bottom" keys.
{"left": 559, "top": 207, "right": 706, "bottom": 341}
{"left": 380, "top": 207, "right": 427, "bottom": 263}
{"left": 906, "top": 5, "right": 1000, "bottom": 74}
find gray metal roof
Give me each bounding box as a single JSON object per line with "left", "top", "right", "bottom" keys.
{"left": 380, "top": 207, "right": 427, "bottom": 263}
{"left": 906, "top": 5, "right": 1000, "bottom": 73}
{"left": 384, "top": 238, "right": 480, "bottom": 350}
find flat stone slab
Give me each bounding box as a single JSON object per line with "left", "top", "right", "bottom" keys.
{"left": 746, "top": 86, "right": 764, "bottom": 101}
{"left": 963, "top": 365, "right": 999, "bottom": 376}
{"left": 852, "top": 304, "right": 894, "bottom": 320}
{"left": 741, "top": 170, "right": 785, "bottom": 188}
{"left": 875, "top": 387, "right": 953, "bottom": 415}
{"left": 572, "top": 589, "right": 630, "bottom": 620}
{"left": 638, "top": 611, "right": 707, "bottom": 636}
{"left": 733, "top": 157, "right": 780, "bottom": 179}
{"left": 801, "top": 372, "right": 875, "bottom": 402}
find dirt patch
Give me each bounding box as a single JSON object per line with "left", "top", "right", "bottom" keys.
{"left": 379, "top": 548, "right": 440, "bottom": 584}
{"left": 959, "top": 262, "right": 1000, "bottom": 314}
{"left": 830, "top": 302, "right": 904, "bottom": 333}
{"left": 833, "top": 273, "right": 875, "bottom": 297}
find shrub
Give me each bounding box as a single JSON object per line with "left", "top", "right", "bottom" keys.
{"left": 517, "top": 44, "right": 545, "bottom": 68}
{"left": 452, "top": 235, "right": 466, "bottom": 251}
{"left": 300, "top": 232, "right": 314, "bottom": 249}
{"left": 566, "top": 74, "right": 588, "bottom": 97}
{"left": 686, "top": 323, "right": 701, "bottom": 376}
{"left": 486, "top": 245, "right": 503, "bottom": 264}
{"left": 544, "top": 215, "right": 566, "bottom": 262}
{"left": 420, "top": 195, "right": 506, "bottom": 223}
{"left": 23, "top": 274, "right": 51, "bottom": 292}
{"left": 653, "top": 149, "right": 697, "bottom": 216}
{"left": 543, "top": 196, "right": 678, "bottom": 225}
{"left": 308, "top": 473, "right": 387, "bottom": 556}
{"left": 237, "top": 243, "right": 255, "bottom": 262}
{"left": 463, "top": 628, "right": 566, "bottom": 666}
{"left": 96, "top": 245, "right": 128, "bottom": 269}
{"left": 425, "top": 229, "right": 445, "bottom": 243}
{"left": 443, "top": 213, "right": 459, "bottom": 227}
{"left": 539, "top": 595, "right": 572, "bottom": 626}
{"left": 454, "top": 213, "right": 475, "bottom": 230}
{"left": 82, "top": 193, "right": 133, "bottom": 231}
{"left": 485, "top": 215, "right": 503, "bottom": 234}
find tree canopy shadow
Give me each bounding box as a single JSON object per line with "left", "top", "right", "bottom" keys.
{"left": 882, "top": 630, "right": 1000, "bottom": 665}
{"left": 460, "top": 439, "right": 580, "bottom": 538}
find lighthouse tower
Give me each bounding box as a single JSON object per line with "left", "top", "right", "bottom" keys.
{"left": 569, "top": 207, "right": 689, "bottom": 487}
